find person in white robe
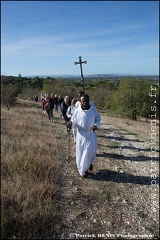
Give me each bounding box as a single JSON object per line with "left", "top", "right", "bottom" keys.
{"left": 67, "top": 94, "right": 101, "bottom": 178}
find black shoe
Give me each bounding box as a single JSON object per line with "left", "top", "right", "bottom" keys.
{"left": 83, "top": 171, "right": 89, "bottom": 178}
{"left": 89, "top": 164, "right": 93, "bottom": 171}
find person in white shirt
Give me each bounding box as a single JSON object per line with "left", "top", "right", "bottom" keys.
{"left": 66, "top": 98, "right": 77, "bottom": 142}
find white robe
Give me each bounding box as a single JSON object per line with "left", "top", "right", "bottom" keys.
{"left": 71, "top": 105, "right": 101, "bottom": 176}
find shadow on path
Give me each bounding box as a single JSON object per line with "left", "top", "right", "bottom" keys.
{"left": 96, "top": 152, "right": 159, "bottom": 162}
{"left": 98, "top": 135, "right": 144, "bottom": 143}
{"left": 106, "top": 145, "right": 151, "bottom": 152}
{"left": 98, "top": 143, "right": 152, "bottom": 153}
{"left": 88, "top": 169, "right": 159, "bottom": 186}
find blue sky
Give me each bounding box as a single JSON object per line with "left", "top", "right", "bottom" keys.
{"left": 1, "top": 1, "right": 159, "bottom": 77}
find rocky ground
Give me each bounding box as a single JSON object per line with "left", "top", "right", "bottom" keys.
{"left": 47, "top": 110, "right": 159, "bottom": 239}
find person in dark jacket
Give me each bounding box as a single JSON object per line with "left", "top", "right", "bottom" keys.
{"left": 58, "top": 95, "right": 64, "bottom": 112}
{"left": 54, "top": 94, "right": 59, "bottom": 112}
{"left": 61, "top": 96, "right": 71, "bottom": 125}
{"left": 33, "top": 95, "right": 38, "bottom": 102}
{"left": 49, "top": 94, "right": 55, "bottom": 122}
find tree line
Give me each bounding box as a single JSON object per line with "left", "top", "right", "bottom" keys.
{"left": 1, "top": 75, "right": 159, "bottom": 119}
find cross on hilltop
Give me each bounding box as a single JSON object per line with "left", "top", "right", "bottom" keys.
{"left": 74, "top": 56, "right": 87, "bottom": 93}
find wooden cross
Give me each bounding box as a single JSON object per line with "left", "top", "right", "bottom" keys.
{"left": 74, "top": 56, "right": 87, "bottom": 93}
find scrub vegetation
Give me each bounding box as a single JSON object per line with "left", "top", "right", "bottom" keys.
{"left": 1, "top": 75, "right": 159, "bottom": 120}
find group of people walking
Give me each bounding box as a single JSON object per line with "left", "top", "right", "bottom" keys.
{"left": 41, "top": 91, "right": 101, "bottom": 179}
{"left": 41, "top": 93, "right": 64, "bottom": 122}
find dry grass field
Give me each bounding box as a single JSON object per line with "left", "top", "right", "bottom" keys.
{"left": 1, "top": 100, "right": 159, "bottom": 239}
{"left": 1, "top": 100, "right": 61, "bottom": 239}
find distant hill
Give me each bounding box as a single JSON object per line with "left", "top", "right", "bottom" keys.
{"left": 26, "top": 74, "right": 159, "bottom": 80}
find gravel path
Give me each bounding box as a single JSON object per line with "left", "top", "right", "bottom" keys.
{"left": 52, "top": 111, "right": 159, "bottom": 239}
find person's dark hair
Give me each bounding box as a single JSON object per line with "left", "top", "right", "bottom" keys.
{"left": 79, "top": 91, "right": 84, "bottom": 96}
{"left": 78, "top": 91, "right": 84, "bottom": 99}
{"left": 80, "top": 94, "right": 90, "bottom": 101}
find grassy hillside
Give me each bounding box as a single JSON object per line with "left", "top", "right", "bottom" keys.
{"left": 1, "top": 100, "right": 159, "bottom": 239}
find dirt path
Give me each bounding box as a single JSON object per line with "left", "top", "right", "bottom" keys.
{"left": 51, "top": 111, "right": 159, "bottom": 239}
